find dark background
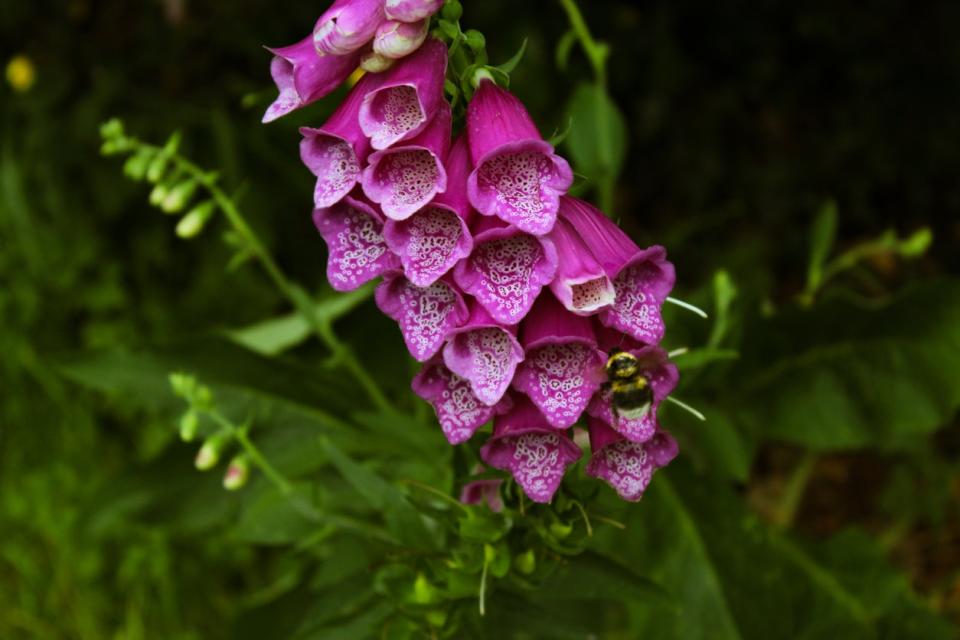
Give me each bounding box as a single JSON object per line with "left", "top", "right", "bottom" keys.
{"left": 2, "top": 1, "right": 958, "bottom": 637}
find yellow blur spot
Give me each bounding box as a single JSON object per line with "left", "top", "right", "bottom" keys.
{"left": 6, "top": 55, "right": 36, "bottom": 93}
{"left": 346, "top": 67, "right": 366, "bottom": 88}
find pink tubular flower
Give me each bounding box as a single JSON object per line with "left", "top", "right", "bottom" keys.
{"left": 262, "top": 36, "right": 360, "bottom": 123}
{"left": 547, "top": 216, "right": 616, "bottom": 315}
{"left": 480, "top": 396, "right": 582, "bottom": 503}
{"left": 442, "top": 303, "right": 525, "bottom": 407}
{"left": 383, "top": 136, "right": 474, "bottom": 286}
{"left": 359, "top": 38, "right": 448, "bottom": 149}
{"left": 460, "top": 479, "right": 504, "bottom": 512}
{"left": 312, "top": 194, "right": 400, "bottom": 291}
{"left": 466, "top": 79, "right": 573, "bottom": 236}
{"left": 385, "top": 0, "right": 444, "bottom": 23}
{"left": 586, "top": 343, "right": 679, "bottom": 443}
{"left": 559, "top": 196, "right": 675, "bottom": 345}
{"left": 585, "top": 418, "right": 678, "bottom": 502}
{"left": 375, "top": 272, "right": 469, "bottom": 362}
{"left": 313, "top": 0, "right": 385, "bottom": 56}
{"left": 299, "top": 73, "right": 380, "bottom": 209}
{"left": 453, "top": 216, "right": 558, "bottom": 325}
{"left": 513, "top": 293, "right": 606, "bottom": 429}
{"left": 361, "top": 101, "right": 451, "bottom": 220}
{"left": 412, "top": 357, "right": 512, "bottom": 444}
{"left": 373, "top": 20, "right": 429, "bottom": 59}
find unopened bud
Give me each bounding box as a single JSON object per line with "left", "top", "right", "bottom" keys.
{"left": 549, "top": 521, "right": 573, "bottom": 540}
{"left": 222, "top": 455, "right": 250, "bottom": 490}
{"left": 360, "top": 51, "right": 395, "bottom": 73}
{"left": 373, "top": 20, "right": 429, "bottom": 60}
{"left": 168, "top": 372, "right": 196, "bottom": 397}
{"left": 161, "top": 179, "right": 199, "bottom": 213}
{"left": 179, "top": 411, "right": 199, "bottom": 441}
{"left": 123, "top": 149, "right": 154, "bottom": 181}
{"left": 146, "top": 153, "right": 170, "bottom": 184}
{"left": 195, "top": 430, "right": 230, "bottom": 471}
{"left": 514, "top": 549, "right": 536, "bottom": 575}
{"left": 149, "top": 182, "right": 169, "bottom": 207}
{"left": 464, "top": 30, "right": 486, "bottom": 53}
{"left": 176, "top": 201, "right": 216, "bottom": 239}
{"left": 441, "top": 0, "right": 462, "bottom": 22}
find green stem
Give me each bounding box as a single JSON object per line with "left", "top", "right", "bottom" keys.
{"left": 772, "top": 452, "right": 817, "bottom": 528}
{"left": 209, "top": 411, "right": 295, "bottom": 496}
{"left": 164, "top": 151, "right": 393, "bottom": 413}
{"left": 557, "top": 0, "right": 608, "bottom": 86}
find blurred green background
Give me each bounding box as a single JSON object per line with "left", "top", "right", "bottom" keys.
{"left": 2, "top": 1, "right": 959, "bottom": 638}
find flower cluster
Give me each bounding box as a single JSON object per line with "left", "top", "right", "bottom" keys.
{"left": 265, "top": 1, "right": 680, "bottom": 505}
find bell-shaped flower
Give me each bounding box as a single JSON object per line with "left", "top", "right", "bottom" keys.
{"left": 459, "top": 466, "right": 504, "bottom": 512}
{"left": 373, "top": 19, "right": 429, "bottom": 59}
{"left": 262, "top": 36, "right": 360, "bottom": 123}
{"left": 375, "top": 272, "right": 469, "bottom": 362}
{"left": 585, "top": 418, "right": 678, "bottom": 502}
{"left": 480, "top": 396, "right": 582, "bottom": 504}
{"left": 586, "top": 343, "right": 678, "bottom": 443}
{"left": 359, "top": 38, "right": 448, "bottom": 149}
{"left": 299, "top": 72, "right": 381, "bottom": 208}
{"left": 313, "top": 0, "right": 385, "bottom": 56}
{"left": 412, "top": 357, "right": 512, "bottom": 444}
{"left": 547, "top": 216, "right": 616, "bottom": 315}
{"left": 453, "top": 216, "right": 558, "bottom": 325}
{"left": 362, "top": 101, "right": 451, "bottom": 220}
{"left": 513, "top": 293, "right": 606, "bottom": 429}
{"left": 312, "top": 194, "right": 400, "bottom": 291}
{"left": 385, "top": 0, "right": 444, "bottom": 23}
{"left": 559, "top": 196, "right": 675, "bottom": 345}
{"left": 466, "top": 79, "right": 573, "bottom": 236}
{"left": 383, "top": 135, "right": 474, "bottom": 286}
{"left": 442, "top": 302, "right": 525, "bottom": 407}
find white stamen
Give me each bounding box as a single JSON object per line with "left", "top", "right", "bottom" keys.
{"left": 665, "top": 395, "right": 706, "bottom": 421}
{"left": 667, "top": 347, "right": 689, "bottom": 358}
{"left": 665, "top": 296, "right": 708, "bottom": 319}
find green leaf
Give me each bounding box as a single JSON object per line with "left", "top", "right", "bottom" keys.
{"left": 592, "top": 462, "right": 954, "bottom": 639}
{"left": 234, "top": 481, "right": 322, "bottom": 545}
{"left": 738, "top": 279, "right": 960, "bottom": 449}
{"left": 806, "top": 200, "right": 838, "bottom": 295}
{"left": 227, "top": 312, "right": 310, "bottom": 356}
{"left": 708, "top": 270, "right": 739, "bottom": 347}
{"left": 319, "top": 438, "right": 436, "bottom": 550}
{"left": 537, "top": 551, "right": 671, "bottom": 606}
{"left": 564, "top": 82, "right": 628, "bottom": 185}
{"left": 496, "top": 38, "right": 528, "bottom": 75}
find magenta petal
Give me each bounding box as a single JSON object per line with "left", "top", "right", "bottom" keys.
{"left": 586, "top": 418, "right": 677, "bottom": 502}
{"left": 513, "top": 294, "right": 605, "bottom": 428}
{"left": 385, "top": 0, "right": 443, "bottom": 22}
{"left": 299, "top": 74, "right": 380, "bottom": 208}
{"left": 599, "top": 245, "right": 675, "bottom": 345}
{"left": 313, "top": 0, "right": 385, "bottom": 56}
{"left": 312, "top": 196, "right": 399, "bottom": 291}
{"left": 359, "top": 38, "right": 448, "bottom": 149}
{"left": 361, "top": 101, "right": 451, "bottom": 220}
{"left": 480, "top": 397, "right": 582, "bottom": 503}
{"left": 383, "top": 205, "right": 472, "bottom": 286}
{"left": 263, "top": 37, "right": 360, "bottom": 123}
{"left": 466, "top": 81, "right": 572, "bottom": 235}
{"left": 586, "top": 345, "right": 679, "bottom": 442}
{"left": 459, "top": 478, "right": 504, "bottom": 512}
{"left": 453, "top": 220, "right": 558, "bottom": 325}
{"left": 547, "top": 218, "right": 616, "bottom": 315}
{"left": 412, "top": 357, "right": 506, "bottom": 444}
{"left": 373, "top": 19, "right": 429, "bottom": 59}
{"left": 442, "top": 304, "right": 525, "bottom": 406}
{"left": 559, "top": 197, "right": 676, "bottom": 344}
{"left": 375, "top": 273, "right": 468, "bottom": 361}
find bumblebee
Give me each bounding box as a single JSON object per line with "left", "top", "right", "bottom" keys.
{"left": 602, "top": 348, "right": 653, "bottom": 421}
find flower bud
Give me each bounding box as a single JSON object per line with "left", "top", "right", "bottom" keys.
{"left": 161, "top": 179, "right": 199, "bottom": 214}
{"left": 146, "top": 153, "right": 170, "bottom": 184}
{"left": 6, "top": 55, "right": 36, "bottom": 93}
{"left": 441, "top": 0, "right": 462, "bottom": 21}
{"left": 176, "top": 201, "right": 216, "bottom": 239}
{"left": 179, "top": 411, "right": 199, "bottom": 442}
{"left": 514, "top": 549, "right": 536, "bottom": 575}
{"left": 464, "top": 29, "right": 485, "bottom": 53}
{"left": 222, "top": 455, "right": 250, "bottom": 490}
{"left": 149, "top": 183, "right": 169, "bottom": 207}
{"left": 360, "top": 51, "right": 395, "bottom": 73}
{"left": 373, "top": 20, "right": 429, "bottom": 60}
{"left": 168, "top": 372, "right": 197, "bottom": 397}
{"left": 123, "top": 149, "right": 154, "bottom": 181}
{"left": 195, "top": 431, "right": 230, "bottom": 471}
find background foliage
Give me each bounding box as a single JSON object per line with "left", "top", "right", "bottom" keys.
{"left": 2, "top": 0, "right": 959, "bottom": 638}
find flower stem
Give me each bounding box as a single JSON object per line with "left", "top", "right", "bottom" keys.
{"left": 772, "top": 452, "right": 817, "bottom": 528}
{"left": 557, "top": 0, "right": 608, "bottom": 86}
{"left": 163, "top": 151, "right": 393, "bottom": 413}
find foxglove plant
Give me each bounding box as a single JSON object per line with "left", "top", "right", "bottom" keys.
{"left": 262, "top": 0, "right": 690, "bottom": 507}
